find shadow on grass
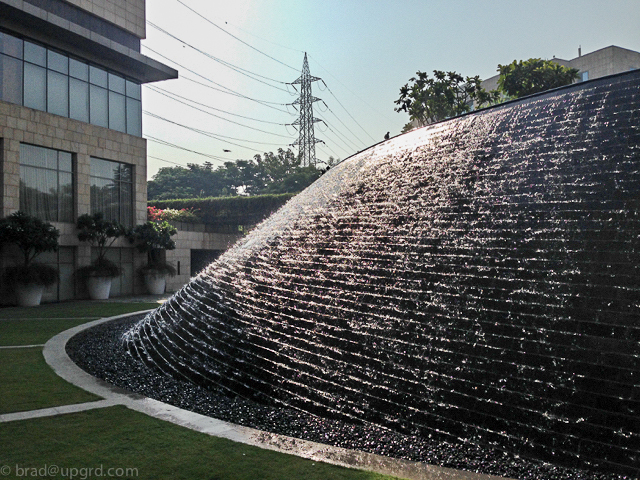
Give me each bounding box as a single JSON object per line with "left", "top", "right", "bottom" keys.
{"left": 0, "top": 406, "right": 402, "bottom": 480}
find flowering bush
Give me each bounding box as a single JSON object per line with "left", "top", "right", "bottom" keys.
{"left": 147, "top": 206, "right": 200, "bottom": 223}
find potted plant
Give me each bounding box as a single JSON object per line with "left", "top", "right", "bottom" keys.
{"left": 0, "top": 212, "right": 59, "bottom": 307}
{"left": 76, "top": 213, "right": 125, "bottom": 300}
{"left": 128, "top": 220, "right": 177, "bottom": 295}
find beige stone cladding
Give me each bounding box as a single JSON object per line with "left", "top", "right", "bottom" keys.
{"left": 165, "top": 227, "right": 243, "bottom": 293}
{"left": 64, "top": 0, "right": 146, "bottom": 38}
{"left": 0, "top": 100, "right": 148, "bottom": 297}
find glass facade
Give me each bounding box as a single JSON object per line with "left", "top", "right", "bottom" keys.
{"left": 0, "top": 31, "right": 142, "bottom": 136}
{"left": 90, "top": 157, "right": 134, "bottom": 228}
{"left": 19, "top": 143, "right": 74, "bottom": 223}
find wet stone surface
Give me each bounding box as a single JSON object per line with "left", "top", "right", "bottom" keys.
{"left": 67, "top": 316, "right": 630, "bottom": 480}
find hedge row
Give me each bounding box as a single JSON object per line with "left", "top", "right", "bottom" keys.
{"left": 149, "top": 193, "right": 297, "bottom": 228}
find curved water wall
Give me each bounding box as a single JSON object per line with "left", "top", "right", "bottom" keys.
{"left": 124, "top": 71, "right": 640, "bottom": 475}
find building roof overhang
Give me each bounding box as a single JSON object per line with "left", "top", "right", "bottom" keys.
{"left": 0, "top": 0, "right": 178, "bottom": 83}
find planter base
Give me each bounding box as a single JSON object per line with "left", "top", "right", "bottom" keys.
{"left": 144, "top": 274, "right": 166, "bottom": 295}
{"left": 87, "top": 276, "right": 112, "bottom": 300}
{"left": 15, "top": 283, "right": 44, "bottom": 307}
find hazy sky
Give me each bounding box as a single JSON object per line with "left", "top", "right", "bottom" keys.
{"left": 142, "top": 0, "right": 640, "bottom": 179}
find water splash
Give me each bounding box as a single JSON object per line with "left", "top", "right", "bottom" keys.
{"left": 123, "top": 71, "right": 640, "bottom": 476}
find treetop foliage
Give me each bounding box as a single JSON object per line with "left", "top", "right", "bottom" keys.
{"left": 148, "top": 148, "right": 335, "bottom": 201}
{"left": 497, "top": 58, "right": 579, "bottom": 98}
{"left": 396, "top": 58, "right": 580, "bottom": 129}
{"left": 395, "top": 70, "right": 499, "bottom": 127}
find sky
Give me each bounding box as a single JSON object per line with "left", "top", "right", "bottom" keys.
{"left": 141, "top": 0, "right": 640, "bottom": 179}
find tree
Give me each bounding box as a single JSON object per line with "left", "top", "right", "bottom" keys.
{"left": 147, "top": 149, "right": 326, "bottom": 200}
{"left": 497, "top": 58, "right": 579, "bottom": 99}
{"left": 395, "top": 70, "right": 499, "bottom": 126}
{"left": 0, "top": 211, "right": 59, "bottom": 287}
{"left": 76, "top": 213, "right": 126, "bottom": 278}
{"left": 148, "top": 163, "right": 227, "bottom": 200}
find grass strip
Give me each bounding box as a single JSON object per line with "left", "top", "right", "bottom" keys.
{"left": 0, "top": 301, "right": 159, "bottom": 320}
{"left": 0, "top": 406, "right": 402, "bottom": 480}
{"left": 0, "top": 348, "right": 100, "bottom": 414}
{"left": 0, "top": 303, "right": 158, "bottom": 346}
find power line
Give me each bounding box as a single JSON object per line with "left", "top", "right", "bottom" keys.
{"left": 308, "top": 53, "right": 394, "bottom": 131}
{"left": 181, "top": 77, "right": 290, "bottom": 110}
{"left": 144, "top": 111, "right": 278, "bottom": 153}
{"left": 147, "top": 21, "right": 291, "bottom": 93}
{"left": 175, "top": 0, "right": 299, "bottom": 72}
{"left": 145, "top": 111, "right": 285, "bottom": 145}
{"left": 145, "top": 85, "right": 293, "bottom": 139}
{"left": 146, "top": 135, "right": 228, "bottom": 161}
{"left": 148, "top": 85, "right": 289, "bottom": 126}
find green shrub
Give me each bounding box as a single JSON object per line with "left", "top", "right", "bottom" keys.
{"left": 0, "top": 212, "right": 60, "bottom": 286}
{"left": 149, "top": 193, "right": 295, "bottom": 229}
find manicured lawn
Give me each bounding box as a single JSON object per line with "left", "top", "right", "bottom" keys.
{"left": 0, "top": 301, "right": 405, "bottom": 480}
{"left": 0, "top": 406, "right": 399, "bottom": 480}
{"left": 0, "top": 301, "right": 159, "bottom": 320}
{"left": 0, "top": 348, "right": 100, "bottom": 414}
{"left": 0, "top": 302, "right": 157, "bottom": 346}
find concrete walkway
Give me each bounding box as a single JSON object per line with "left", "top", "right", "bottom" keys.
{"left": 8, "top": 305, "right": 513, "bottom": 480}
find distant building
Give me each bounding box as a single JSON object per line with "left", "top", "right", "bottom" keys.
{"left": 0, "top": 0, "right": 178, "bottom": 303}
{"left": 481, "top": 45, "right": 640, "bottom": 92}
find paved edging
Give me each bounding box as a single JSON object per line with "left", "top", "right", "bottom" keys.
{"left": 0, "top": 399, "right": 118, "bottom": 423}
{"left": 43, "top": 313, "right": 514, "bottom": 480}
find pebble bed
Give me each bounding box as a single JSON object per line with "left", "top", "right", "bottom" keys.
{"left": 66, "top": 315, "right": 632, "bottom": 480}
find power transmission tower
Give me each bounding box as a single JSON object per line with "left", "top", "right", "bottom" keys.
{"left": 290, "top": 53, "right": 324, "bottom": 167}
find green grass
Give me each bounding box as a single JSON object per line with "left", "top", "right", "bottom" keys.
{"left": 0, "top": 406, "right": 400, "bottom": 480}
{"left": 0, "top": 302, "right": 405, "bottom": 480}
{"left": 0, "top": 301, "right": 159, "bottom": 320}
{"left": 0, "top": 302, "right": 158, "bottom": 346}
{"left": 0, "top": 348, "right": 100, "bottom": 414}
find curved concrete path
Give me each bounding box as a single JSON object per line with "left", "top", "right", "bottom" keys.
{"left": 42, "top": 313, "right": 514, "bottom": 480}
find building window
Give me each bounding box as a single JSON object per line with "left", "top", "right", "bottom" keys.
{"left": 580, "top": 71, "right": 589, "bottom": 82}
{"left": 90, "top": 157, "right": 133, "bottom": 228}
{"left": 0, "top": 31, "right": 142, "bottom": 136}
{"left": 19, "top": 144, "right": 74, "bottom": 223}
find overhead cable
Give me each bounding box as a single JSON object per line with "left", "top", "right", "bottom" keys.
{"left": 148, "top": 85, "right": 289, "bottom": 126}
{"left": 175, "top": 0, "right": 298, "bottom": 72}
{"left": 148, "top": 21, "right": 290, "bottom": 92}
{"left": 144, "top": 86, "right": 292, "bottom": 139}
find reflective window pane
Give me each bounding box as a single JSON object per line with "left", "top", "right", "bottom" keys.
{"left": 24, "top": 41, "right": 46, "bottom": 66}
{"left": 89, "top": 85, "right": 108, "bottom": 127}
{"left": 90, "top": 158, "right": 133, "bottom": 228}
{"left": 126, "top": 80, "right": 141, "bottom": 100}
{"left": 108, "top": 73, "right": 125, "bottom": 94}
{"left": 0, "top": 53, "right": 23, "bottom": 104}
{"left": 24, "top": 63, "right": 46, "bottom": 111}
{"left": 91, "top": 157, "right": 117, "bottom": 179}
{"left": 89, "top": 65, "right": 108, "bottom": 87}
{"left": 70, "top": 78, "right": 89, "bottom": 122}
{"left": 48, "top": 50, "right": 68, "bottom": 74}
{"left": 126, "top": 97, "right": 142, "bottom": 136}
{"left": 109, "top": 91, "right": 126, "bottom": 132}
{"left": 59, "top": 152, "right": 73, "bottom": 172}
{"left": 58, "top": 171, "right": 74, "bottom": 222}
{"left": 19, "top": 144, "right": 74, "bottom": 223}
{"left": 47, "top": 71, "right": 69, "bottom": 117}
{"left": 0, "top": 32, "right": 23, "bottom": 59}
{"left": 69, "top": 58, "right": 88, "bottom": 80}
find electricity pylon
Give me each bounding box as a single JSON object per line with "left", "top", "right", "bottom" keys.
{"left": 290, "top": 53, "right": 324, "bottom": 167}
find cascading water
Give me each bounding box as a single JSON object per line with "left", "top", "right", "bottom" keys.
{"left": 123, "top": 71, "right": 640, "bottom": 476}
